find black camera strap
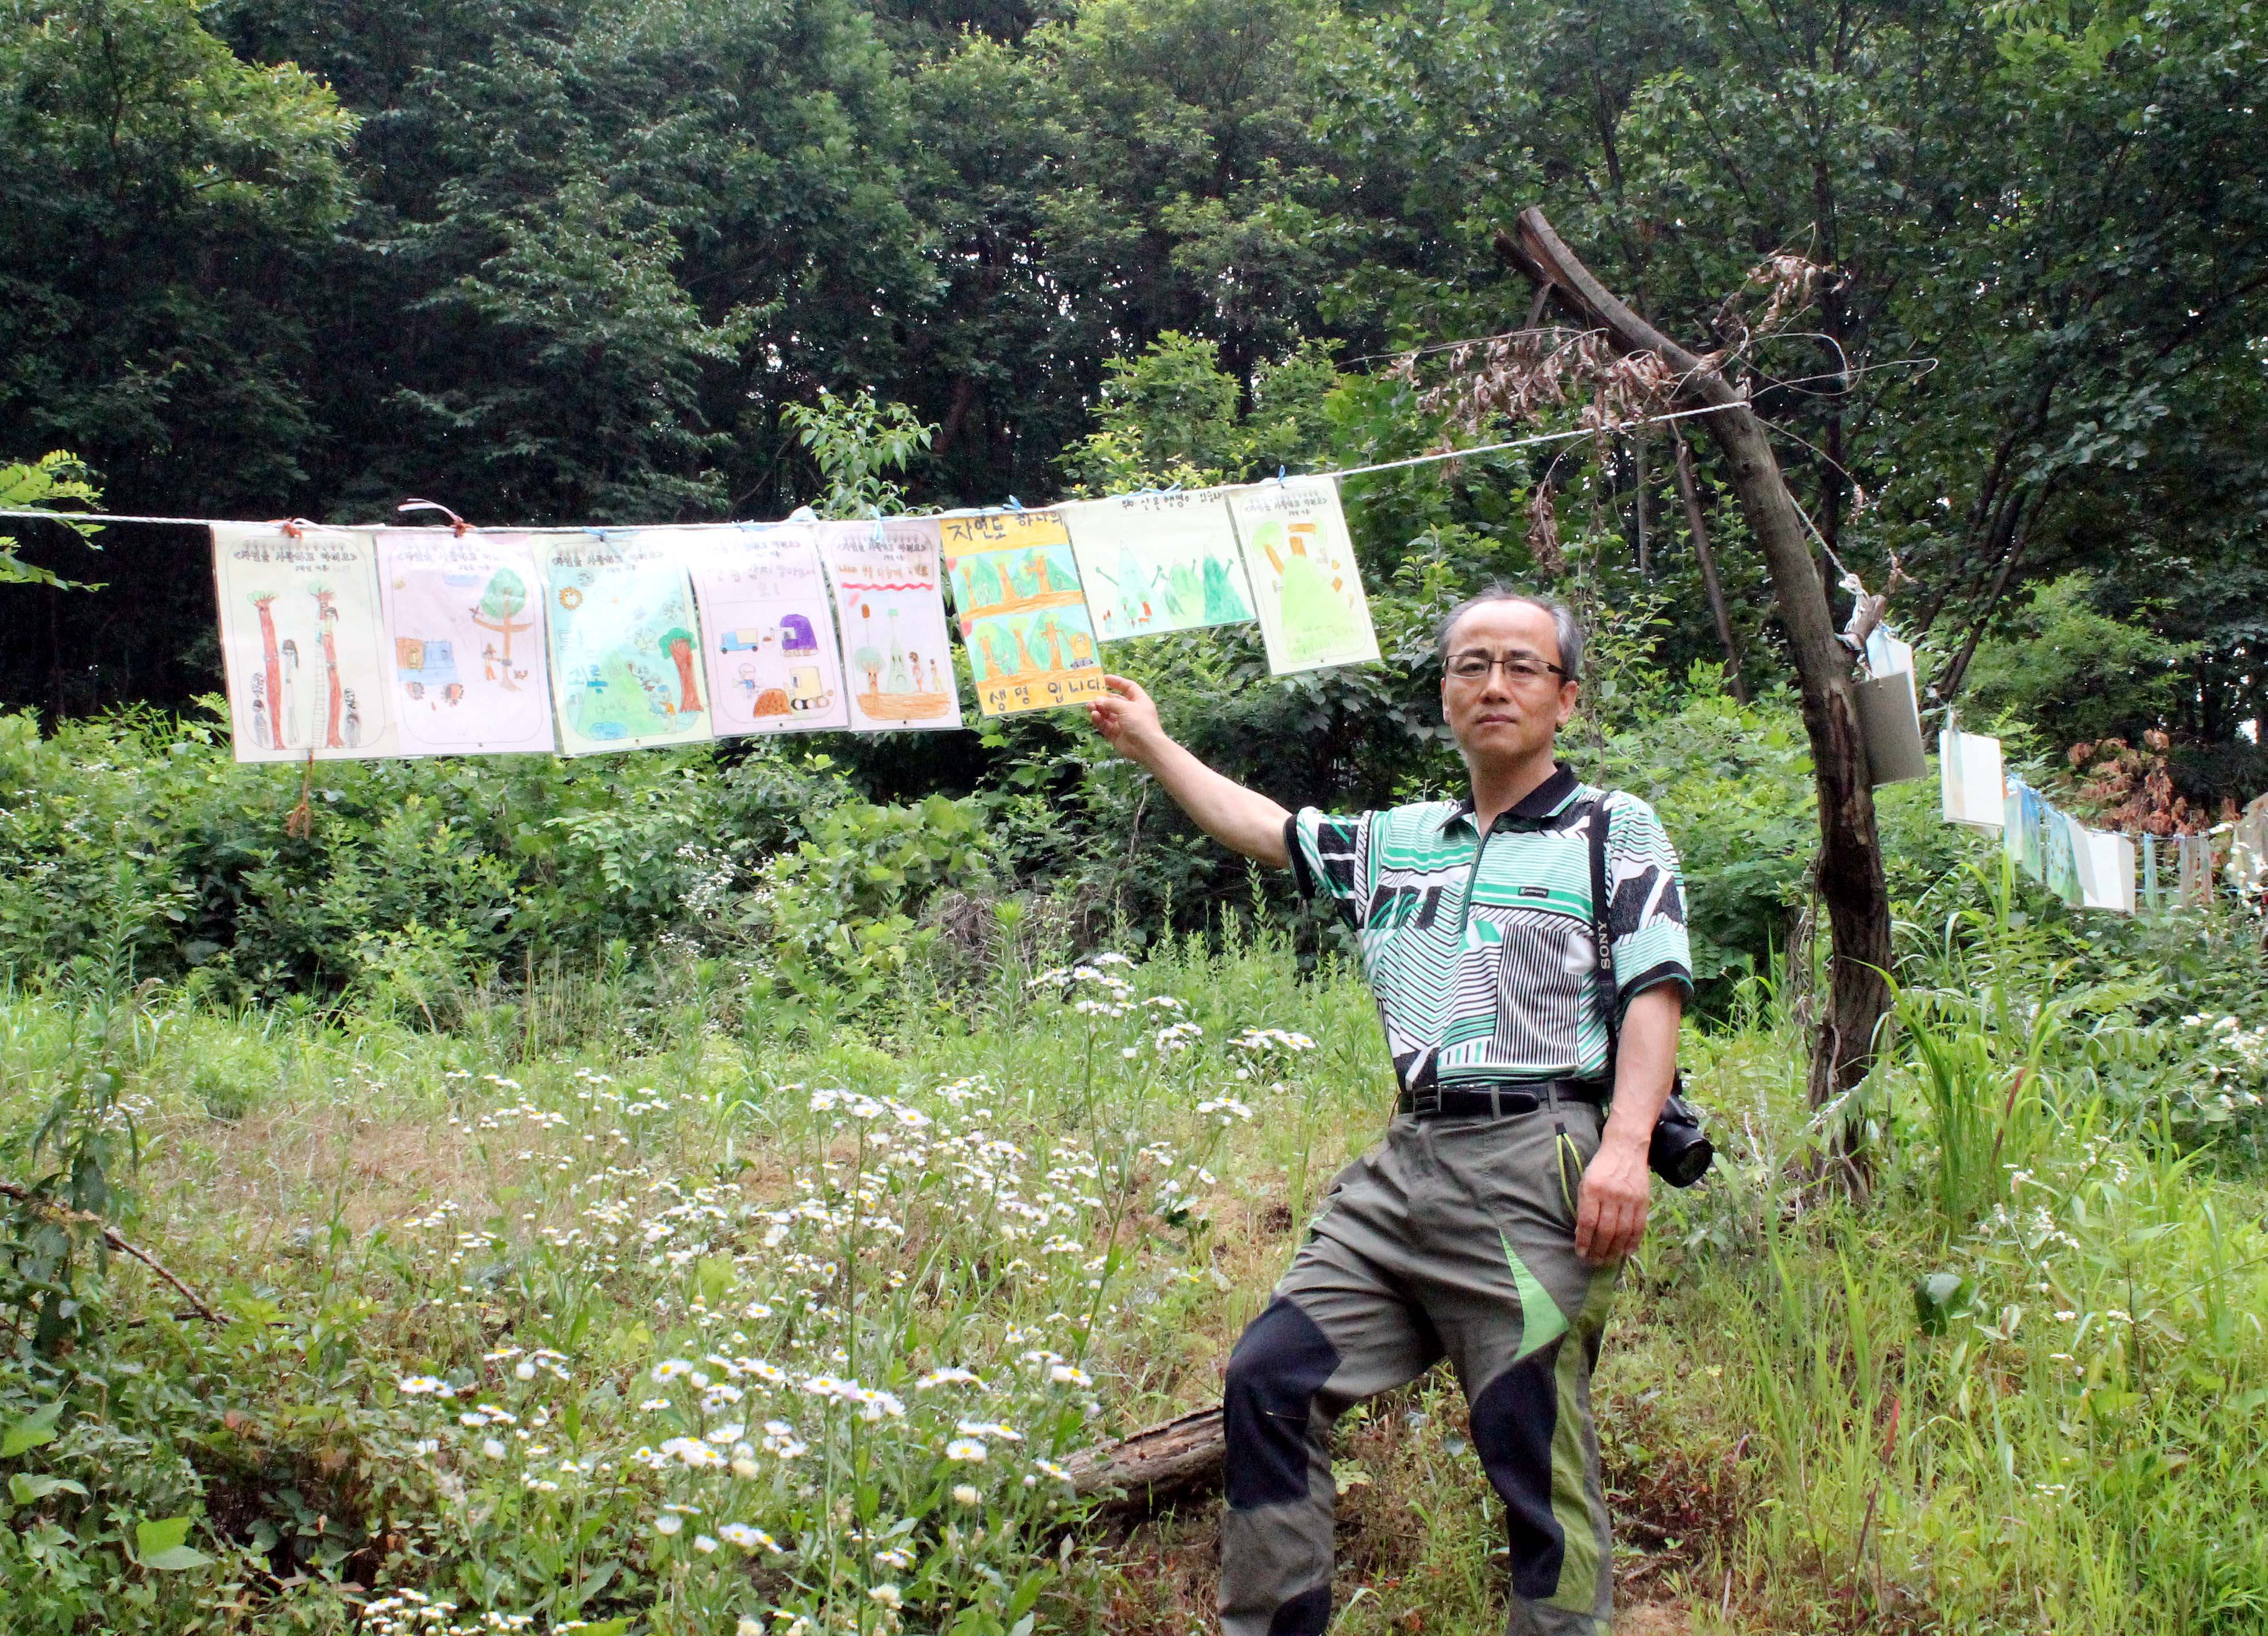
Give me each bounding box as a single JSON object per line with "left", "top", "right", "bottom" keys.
{"left": 1586, "top": 794, "right": 1622, "bottom": 1090}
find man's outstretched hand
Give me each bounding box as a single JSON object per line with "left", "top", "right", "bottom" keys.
{"left": 1083, "top": 673, "right": 1291, "bottom": 867}
{"left": 1087, "top": 674, "right": 1167, "bottom": 766}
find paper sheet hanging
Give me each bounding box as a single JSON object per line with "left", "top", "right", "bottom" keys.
{"left": 1939, "top": 730, "right": 2004, "bottom": 829}
{"left": 539, "top": 532, "right": 712, "bottom": 754}
{"left": 1059, "top": 491, "right": 1254, "bottom": 641}
{"left": 2004, "top": 777, "right": 2046, "bottom": 882}
{"left": 1225, "top": 479, "right": 1380, "bottom": 675}
{"left": 649, "top": 524, "right": 851, "bottom": 736}
{"left": 817, "top": 518, "right": 963, "bottom": 731}
{"left": 1857, "top": 667, "right": 1927, "bottom": 785}
{"left": 942, "top": 510, "right": 1108, "bottom": 716}
{"left": 376, "top": 531, "right": 556, "bottom": 756}
{"left": 2075, "top": 828, "right": 2136, "bottom": 913}
{"left": 212, "top": 524, "right": 396, "bottom": 762}
{"left": 2043, "top": 807, "right": 2086, "bottom": 906}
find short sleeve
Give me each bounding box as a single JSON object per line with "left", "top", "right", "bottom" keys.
{"left": 1604, "top": 794, "right": 1694, "bottom": 1008}
{"left": 1286, "top": 807, "right": 1374, "bottom": 931}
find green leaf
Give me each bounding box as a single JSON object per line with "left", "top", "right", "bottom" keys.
{"left": 136, "top": 1515, "right": 213, "bottom": 1569}
{"left": 9, "top": 1472, "right": 87, "bottom": 1503}
{"left": 2, "top": 1399, "right": 66, "bottom": 1457}
{"left": 576, "top": 1621, "right": 631, "bottom": 1636}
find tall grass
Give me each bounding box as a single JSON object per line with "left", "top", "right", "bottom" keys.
{"left": 0, "top": 892, "right": 2263, "bottom": 1634}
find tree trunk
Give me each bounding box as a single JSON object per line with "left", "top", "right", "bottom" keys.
{"left": 1672, "top": 429, "right": 1746, "bottom": 703}
{"left": 1499, "top": 209, "right": 1889, "bottom": 1183}
{"left": 1065, "top": 1406, "right": 1225, "bottom": 1509}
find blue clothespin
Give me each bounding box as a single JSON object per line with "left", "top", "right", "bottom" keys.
{"left": 1006, "top": 495, "right": 1024, "bottom": 512}
{"left": 1275, "top": 466, "right": 1288, "bottom": 485}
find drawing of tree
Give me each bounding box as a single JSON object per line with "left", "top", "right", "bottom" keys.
{"left": 471, "top": 568, "right": 533, "bottom": 690}
{"left": 660, "top": 627, "right": 703, "bottom": 714}
{"left": 853, "top": 645, "right": 884, "bottom": 693}
{"left": 252, "top": 592, "right": 283, "bottom": 747}
{"left": 315, "top": 588, "right": 345, "bottom": 748}
{"left": 1025, "top": 549, "right": 1056, "bottom": 596}
{"left": 1039, "top": 615, "right": 1066, "bottom": 672}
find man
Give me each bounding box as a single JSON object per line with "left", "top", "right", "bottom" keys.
{"left": 1086, "top": 588, "right": 1690, "bottom": 1636}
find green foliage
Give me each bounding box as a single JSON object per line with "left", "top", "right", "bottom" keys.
{"left": 0, "top": 453, "right": 100, "bottom": 590}
{"left": 783, "top": 388, "right": 938, "bottom": 520}
{"left": 1962, "top": 573, "right": 2203, "bottom": 747}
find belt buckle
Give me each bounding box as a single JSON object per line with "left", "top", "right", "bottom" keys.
{"left": 1407, "top": 1083, "right": 1442, "bottom": 1119}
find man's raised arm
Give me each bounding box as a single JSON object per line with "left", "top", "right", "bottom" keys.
{"left": 1087, "top": 675, "right": 1291, "bottom": 869}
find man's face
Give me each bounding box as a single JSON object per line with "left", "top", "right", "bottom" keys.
{"left": 1438, "top": 600, "right": 1580, "bottom": 767}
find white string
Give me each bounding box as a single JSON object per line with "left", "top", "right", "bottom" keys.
{"left": 0, "top": 402, "right": 1746, "bottom": 535}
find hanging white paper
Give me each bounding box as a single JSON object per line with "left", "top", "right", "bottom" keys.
{"left": 1939, "top": 730, "right": 2004, "bottom": 829}
{"left": 816, "top": 518, "right": 963, "bottom": 731}
{"left": 1225, "top": 478, "right": 1380, "bottom": 675}
{"left": 377, "top": 530, "right": 557, "bottom": 756}
{"left": 643, "top": 524, "right": 852, "bottom": 736}
{"left": 212, "top": 524, "right": 397, "bottom": 762}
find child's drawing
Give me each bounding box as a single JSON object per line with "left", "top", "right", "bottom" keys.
{"left": 377, "top": 531, "right": 556, "bottom": 755}
{"left": 539, "top": 533, "right": 711, "bottom": 754}
{"left": 211, "top": 523, "right": 395, "bottom": 762}
{"left": 815, "top": 518, "right": 963, "bottom": 731}
{"left": 1060, "top": 491, "right": 1253, "bottom": 641}
{"left": 1225, "top": 479, "right": 1380, "bottom": 674}
{"left": 655, "top": 524, "right": 850, "bottom": 736}
{"left": 943, "top": 510, "right": 1108, "bottom": 716}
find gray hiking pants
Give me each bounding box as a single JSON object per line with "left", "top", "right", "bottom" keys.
{"left": 1219, "top": 1102, "right": 1619, "bottom": 1636}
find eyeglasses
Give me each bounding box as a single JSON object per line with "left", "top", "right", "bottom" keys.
{"left": 1444, "top": 649, "right": 1569, "bottom": 684}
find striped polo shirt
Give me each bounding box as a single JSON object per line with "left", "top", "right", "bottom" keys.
{"left": 1285, "top": 764, "right": 1692, "bottom": 1092}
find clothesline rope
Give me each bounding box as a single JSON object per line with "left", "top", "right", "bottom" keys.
{"left": 0, "top": 403, "right": 1745, "bottom": 535}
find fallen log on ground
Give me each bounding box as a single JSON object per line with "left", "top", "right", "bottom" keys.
{"left": 1066, "top": 1405, "right": 1226, "bottom": 1510}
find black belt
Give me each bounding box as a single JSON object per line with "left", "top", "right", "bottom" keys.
{"left": 1396, "top": 1078, "right": 1608, "bottom": 1120}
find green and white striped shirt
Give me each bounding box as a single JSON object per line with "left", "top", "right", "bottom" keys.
{"left": 1286, "top": 765, "right": 1692, "bottom": 1090}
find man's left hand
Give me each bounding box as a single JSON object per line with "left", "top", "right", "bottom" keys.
{"left": 1575, "top": 1133, "right": 1650, "bottom": 1265}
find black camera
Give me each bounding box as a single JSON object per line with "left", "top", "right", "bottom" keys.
{"left": 1648, "top": 1085, "right": 1714, "bottom": 1188}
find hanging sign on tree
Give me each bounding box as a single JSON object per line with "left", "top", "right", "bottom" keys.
{"left": 943, "top": 510, "right": 1109, "bottom": 715}
{"left": 377, "top": 530, "right": 556, "bottom": 756}
{"left": 211, "top": 524, "right": 396, "bottom": 762}
{"left": 538, "top": 532, "right": 711, "bottom": 754}
{"left": 816, "top": 518, "right": 962, "bottom": 731}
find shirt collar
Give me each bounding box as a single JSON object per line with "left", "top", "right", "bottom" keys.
{"left": 1440, "top": 763, "right": 1583, "bottom": 835}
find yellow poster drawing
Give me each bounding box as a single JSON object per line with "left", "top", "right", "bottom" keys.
{"left": 942, "top": 510, "right": 1108, "bottom": 716}
{"left": 211, "top": 523, "right": 396, "bottom": 762}
{"left": 1225, "top": 478, "right": 1380, "bottom": 675}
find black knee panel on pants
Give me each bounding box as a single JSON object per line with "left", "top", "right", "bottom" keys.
{"left": 1266, "top": 1581, "right": 1333, "bottom": 1636}
{"left": 1223, "top": 1298, "right": 1340, "bottom": 1511}
{"left": 1469, "top": 1340, "right": 1566, "bottom": 1602}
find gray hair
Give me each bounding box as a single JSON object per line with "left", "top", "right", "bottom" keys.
{"left": 1434, "top": 587, "right": 1585, "bottom": 683}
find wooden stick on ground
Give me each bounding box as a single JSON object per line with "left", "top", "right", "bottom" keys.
{"left": 0, "top": 1179, "right": 224, "bottom": 1324}
{"left": 1066, "top": 1406, "right": 1226, "bottom": 1510}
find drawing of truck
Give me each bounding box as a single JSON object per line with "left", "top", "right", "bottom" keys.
{"left": 396, "top": 637, "right": 463, "bottom": 702}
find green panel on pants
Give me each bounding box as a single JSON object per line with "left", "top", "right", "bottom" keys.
{"left": 1219, "top": 1104, "right": 1619, "bottom": 1636}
